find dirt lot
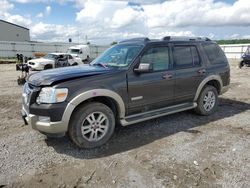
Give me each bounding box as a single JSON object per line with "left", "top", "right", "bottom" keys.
{"left": 0, "top": 61, "right": 249, "bottom": 188}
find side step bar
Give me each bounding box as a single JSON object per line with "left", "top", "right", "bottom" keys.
{"left": 120, "top": 102, "right": 197, "bottom": 126}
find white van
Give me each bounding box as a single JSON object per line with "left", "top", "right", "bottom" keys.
{"left": 67, "top": 45, "right": 90, "bottom": 62}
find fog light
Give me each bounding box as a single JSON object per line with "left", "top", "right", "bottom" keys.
{"left": 38, "top": 116, "right": 50, "bottom": 122}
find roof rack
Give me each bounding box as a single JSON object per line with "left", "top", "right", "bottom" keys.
{"left": 119, "top": 37, "right": 150, "bottom": 43}
{"left": 162, "top": 36, "right": 211, "bottom": 41}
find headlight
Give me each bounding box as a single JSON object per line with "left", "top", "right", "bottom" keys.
{"left": 36, "top": 87, "right": 68, "bottom": 104}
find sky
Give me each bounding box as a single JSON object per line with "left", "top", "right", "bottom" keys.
{"left": 0, "top": 0, "right": 250, "bottom": 44}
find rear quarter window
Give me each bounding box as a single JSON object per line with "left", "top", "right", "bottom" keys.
{"left": 173, "top": 45, "right": 201, "bottom": 69}
{"left": 203, "top": 43, "right": 227, "bottom": 64}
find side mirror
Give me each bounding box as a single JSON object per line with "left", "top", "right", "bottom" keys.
{"left": 134, "top": 63, "right": 153, "bottom": 73}
{"left": 79, "top": 50, "right": 83, "bottom": 54}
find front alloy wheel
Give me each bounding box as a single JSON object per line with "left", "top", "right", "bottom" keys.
{"left": 69, "top": 102, "right": 115, "bottom": 148}
{"left": 81, "top": 112, "right": 109, "bottom": 142}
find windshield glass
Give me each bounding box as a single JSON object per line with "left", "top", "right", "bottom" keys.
{"left": 68, "top": 49, "right": 80, "bottom": 54}
{"left": 91, "top": 44, "right": 143, "bottom": 67}
{"left": 43, "top": 54, "right": 57, "bottom": 59}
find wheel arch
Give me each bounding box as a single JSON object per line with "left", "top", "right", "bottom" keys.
{"left": 61, "top": 89, "right": 126, "bottom": 130}
{"left": 194, "top": 75, "right": 222, "bottom": 102}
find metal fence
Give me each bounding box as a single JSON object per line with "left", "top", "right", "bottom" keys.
{"left": 0, "top": 41, "right": 109, "bottom": 59}
{"left": 220, "top": 44, "right": 250, "bottom": 59}
{"left": 0, "top": 40, "right": 249, "bottom": 60}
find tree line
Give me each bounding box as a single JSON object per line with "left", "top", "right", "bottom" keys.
{"left": 217, "top": 39, "right": 250, "bottom": 45}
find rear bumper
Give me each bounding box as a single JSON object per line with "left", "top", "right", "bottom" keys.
{"left": 22, "top": 106, "right": 67, "bottom": 134}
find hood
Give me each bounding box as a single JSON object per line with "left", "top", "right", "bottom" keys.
{"left": 28, "top": 58, "right": 54, "bottom": 63}
{"left": 28, "top": 65, "right": 115, "bottom": 86}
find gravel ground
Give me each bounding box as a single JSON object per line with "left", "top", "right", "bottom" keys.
{"left": 0, "top": 61, "right": 249, "bottom": 188}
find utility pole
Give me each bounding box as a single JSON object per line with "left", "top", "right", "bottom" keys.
{"left": 85, "top": 35, "right": 88, "bottom": 44}
{"left": 78, "top": 30, "right": 80, "bottom": 44}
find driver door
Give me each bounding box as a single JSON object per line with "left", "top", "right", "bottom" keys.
{"left": 127, "top": 44, "right": 175, "bottom": 115}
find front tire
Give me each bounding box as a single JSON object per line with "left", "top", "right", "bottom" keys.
{"left": 44, "top": 64, "right": 53, "bottom": 70}
{"left": 238, "top": 61, "right": 244, "bottom": 69}
{"left": 68, "top": 102, "right": 115, "bottom": 148}
{"left": 195, "top": 85, "right": 218, "bottom": 116}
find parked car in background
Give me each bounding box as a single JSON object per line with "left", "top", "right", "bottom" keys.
{"left": 239, "top": 46, "right": 250, "bottom": 68}
{"left": 22, "top": 36, "right": 230, "bottom": 148}
{"left": 67, "top": 45, "right": 90, "bottom": 62}
{"left": 27, "top": 53, "right": 82, "bottom": 70}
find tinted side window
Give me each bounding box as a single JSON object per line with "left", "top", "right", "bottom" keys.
{"left": 173, "top": 46, "right": 200, "bottom": 68}
{"left": 203, "top": 43, "right": 227, "bottom": 64}
{"left": 141, "top": 46, "right": 170, "bottom": 71}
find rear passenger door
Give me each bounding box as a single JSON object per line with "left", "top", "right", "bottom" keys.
{"left": 173, "top": 44, "right": 206, "bottom": 103}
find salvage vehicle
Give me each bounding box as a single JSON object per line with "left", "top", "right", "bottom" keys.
{"left": 239, "top": 46, "right": 250, "bottom": 68}
{"left": 27, "top": 53, "right": 82, "bottom": 70}
{"left": 22, "top": 37, "right": 230, "bottom": 148}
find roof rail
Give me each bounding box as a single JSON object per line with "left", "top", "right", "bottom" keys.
{"left": 162, "top": 36, "right": 211, "bottom": 41}
{"left": 119, "top": 37, "right": 150, "bottom": 43}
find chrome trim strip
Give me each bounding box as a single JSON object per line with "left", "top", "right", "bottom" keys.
{"left": 194, "top": 75, "right": 223, "bottom": 101}
{"left": 131, "top": 96, "right": 143, "bottom": 101}
{"left": 120, "top": 102, "right": 197, "bottom": 126}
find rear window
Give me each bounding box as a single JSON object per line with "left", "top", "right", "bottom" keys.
{"left": 173, "top": 45, "right": 200, "bottom": 68}
{"left": 203, "top": 43, "right": 227, "bottom": 64}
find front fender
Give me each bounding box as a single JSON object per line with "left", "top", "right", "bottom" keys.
{"left": 61, "top": 89, "right": 126, "bottom": 130}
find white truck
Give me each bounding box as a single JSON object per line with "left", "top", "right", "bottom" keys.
{"left": 67, "top": 45, "right": 90, "bottom": 62}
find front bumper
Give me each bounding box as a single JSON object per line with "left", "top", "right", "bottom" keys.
{"left": 22, "top": 106, "right": 67, "bottom": 134}
{"left": 28, "top": 63, "right": 44, "bottom": 70}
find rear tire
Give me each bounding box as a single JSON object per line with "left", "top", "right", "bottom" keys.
{"left": 195, "top": 85, "right": 218, "bottom": 116}
{"left": 68, "top": 102, "right": 115, "bottom": 148}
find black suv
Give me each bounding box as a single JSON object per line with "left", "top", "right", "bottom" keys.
{"left": 22, "top": 37, "right": 230, "bottom": 148}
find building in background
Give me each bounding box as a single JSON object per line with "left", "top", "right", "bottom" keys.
{"left": 0, "top": 19, "right": 30, "bottom": 42}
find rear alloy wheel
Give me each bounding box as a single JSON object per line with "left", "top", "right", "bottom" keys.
{"left": 195, "top": 85, "right": 218, "bottom": 115}
{"left": 203, "top": 91, "right": 216, "bottom": 112}
{"left": 68, "top": 102, "right": 115, "bottom": 148}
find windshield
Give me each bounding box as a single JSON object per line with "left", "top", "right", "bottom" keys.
{"left": 68, "top": 49, "right": 80, "bottom": 54}
{"left": 91, "top": 44, "right": 143, "bottom": 67}
{"left": 43, "top": 54, "right": 57, "bottom": 59}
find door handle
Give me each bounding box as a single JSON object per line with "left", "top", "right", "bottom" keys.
{"left": 197, "top": 69, "right": 206, "bottom": 74}
{"left": 162, "top": 73, "right": 173, "bottom": 79}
